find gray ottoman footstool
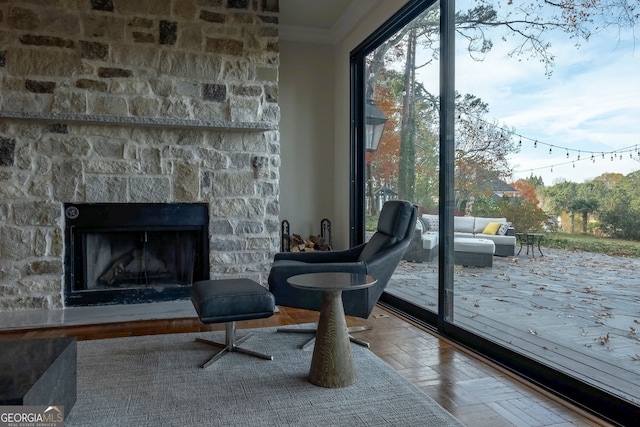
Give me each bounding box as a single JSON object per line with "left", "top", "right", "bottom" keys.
{"left": 454, "top": 238, "right": 495, "bottom": 267}
{"left": 191, "top": 278, "right": 275, "bottom": 368}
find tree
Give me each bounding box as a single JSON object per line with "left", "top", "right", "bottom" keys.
{"left": 365, "top": 1, "right": 640, "bottom": 211}
{"left": 570, "top": 199, "right": 599, "bottom": 233}
{"left": 524, "top": 174, "right": 545, "bottom": 189}
{"left": 497, "top": 197, "right": 548, "bottom": 233}
{"left": 366, "top": 85, "right": 402, "bottom": 215}
{"left": 468, "top": 195, "right": 497, "bottom": 218}
{"left": 511, "top": 179, "right": 540, "bottom": 205}
{"left": 454, "top": 94, "right": 518, "bottom": 210}
{"left": 455, "top": 1, "right": 640, "bottom": 76}
{"left": 398, "top": 28, "right": 417, "bottom": 201}
{"left": 574, "top": 181, "right": 607, "bottom": 233}
{"left": 542, "top": 181, "right": 579, "bottom": 232}
{"left": 592, "top": 172, "right": 625, "bottom": 189}
{"left": 366, "top": 70, "right": 439, "bottom": 213}
{"left": 598, "top": 171, "right": 640, "bottom": 239}
{"left": 470, "top": 195, "right": 547, "bottom": 232}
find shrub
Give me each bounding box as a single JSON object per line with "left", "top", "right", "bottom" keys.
{"left": 543, "top": 233, "right": 640, "bottom": 257}
{"left": 470, "top": 196, "right": 547, "bottom": 232}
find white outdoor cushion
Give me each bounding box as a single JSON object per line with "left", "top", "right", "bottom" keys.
{"left": 454, "top": 237, "right": 495, "bottom": 254}
{"left": 474, "top": 217, "right": 507, "bottom": 234}
{"left": 422, "top": 214, "right": 439, "bottom": 231}
{"left": 475, "top": 234, "right": 516, "bottom": 246}
{"left": 421, "top": 232, "right": 439, "bottom": 250}
{"left": 497, "top": 222, "right": 512, "bottom": 235}
{"left": 454, "top": 216, "right": 475, "bottom": 233}
{"left": 454, "top": 232, "right": 474, "bottom": 238}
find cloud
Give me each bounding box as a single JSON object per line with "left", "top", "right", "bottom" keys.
{"left": 410, "top": 4, "right": 639, "bottom": 185}
{"left": 452, "top": 16, "right": 640, "bottom": 185}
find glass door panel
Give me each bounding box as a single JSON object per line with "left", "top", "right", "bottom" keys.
{"left": 356, "top": 0, "right": 640, "bottom": 416}
{"left": 452, "top": 0, "right": 640, "bottom": 407}
{"left": 363, "top": 1, "right": 441, "bottom": 315}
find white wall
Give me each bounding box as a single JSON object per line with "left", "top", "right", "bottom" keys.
{"left": 279, "top": 0, "right": 409, "bottom": 249}
{"left": 279, "top": 41, "right": 335, "bottom": 242}
{"left": 331, "top": 0, "right": 409, "bottom": 248}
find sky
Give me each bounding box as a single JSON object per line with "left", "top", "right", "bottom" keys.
{"left": 423, "top": 2, "right": 640, "bottom": 186}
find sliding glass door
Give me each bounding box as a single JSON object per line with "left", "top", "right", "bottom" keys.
{"left": 356, "top": 1, "right": 443, "bottom": 318}
{"left": 351, "top": 0, "right": 640, "bottom": 423}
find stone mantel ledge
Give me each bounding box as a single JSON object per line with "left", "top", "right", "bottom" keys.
{"left": 0, "top": 111, "right": 278, "bottom": 132}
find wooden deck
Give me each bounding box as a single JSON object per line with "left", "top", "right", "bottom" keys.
{"left": 388, "top": 248, "right": 640, "bottom": 408}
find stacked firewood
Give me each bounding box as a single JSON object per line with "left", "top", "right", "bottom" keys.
{"left": 288, "top": 233, "right": 331, "bottom": 252}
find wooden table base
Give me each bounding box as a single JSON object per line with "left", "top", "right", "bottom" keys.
{"left": 308, "top": 290, "right": 356, "bottom": 388}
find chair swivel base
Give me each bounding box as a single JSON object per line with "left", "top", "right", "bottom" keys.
{"left": 277, "top": 324, "right": 373, "bottom": 349}
{"left": 195, "top": 322, "right": 273, "bottom": 368}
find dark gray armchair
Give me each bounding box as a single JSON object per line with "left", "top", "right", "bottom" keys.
{"left": 267, "top": 200, "right": 418, "bottom": 347}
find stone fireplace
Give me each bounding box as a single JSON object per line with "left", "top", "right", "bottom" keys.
{"left": 0, "top": 0, "right": 281, "bottom": 312}
{"left": 63, "top": 202, "right": 210, "bottom": 306}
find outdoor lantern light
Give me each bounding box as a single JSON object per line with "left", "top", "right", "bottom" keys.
{"left": 365, "top": 98, "right": 388, "bottom": 152}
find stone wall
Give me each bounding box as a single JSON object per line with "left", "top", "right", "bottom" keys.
{"left": 0, "top": 0, "right": 281, "bottom": 311}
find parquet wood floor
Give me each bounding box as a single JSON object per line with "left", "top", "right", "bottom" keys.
{"left": 0, "top": 305, "right": 612, "bottom": 426}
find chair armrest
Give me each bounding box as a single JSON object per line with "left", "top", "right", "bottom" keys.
{"left": 506, "top": 227, "right": 515, "bottom": 236}
{"left": 273, "top": 244, "right": 365, "bottom": 263}
{"left": 270, "top": 260, "right": 368, "bottom": 276}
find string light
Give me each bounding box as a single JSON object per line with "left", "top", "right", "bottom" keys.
{"left": 515, "top": 144, "right": 639, "bottom": 174}
{"left": 456, "top": 114, "right": 640, "bottom": 175}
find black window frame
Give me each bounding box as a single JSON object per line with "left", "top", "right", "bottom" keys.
{"left": 348, "top": 0, "right": 637, "bottom": 423}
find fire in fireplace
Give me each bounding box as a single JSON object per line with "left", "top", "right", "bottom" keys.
{"left": 63, "top": 203, "right": 209, "bottom": 306}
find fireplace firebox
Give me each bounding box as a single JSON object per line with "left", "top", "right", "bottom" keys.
{"left": 64, "top": 203, "right": 209, "bottom": 306}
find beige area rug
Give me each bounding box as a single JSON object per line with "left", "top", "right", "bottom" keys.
{"left": 65, "top": 326, "right": 464, "bottom": 426}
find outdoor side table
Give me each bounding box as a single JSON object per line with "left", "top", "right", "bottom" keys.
{"left": 517, "top": 232, "right": 544, "bottom": 257}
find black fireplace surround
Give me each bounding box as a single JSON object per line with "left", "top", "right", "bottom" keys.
{"left": 64, "top": 203, "right": 209, "bottom": 306}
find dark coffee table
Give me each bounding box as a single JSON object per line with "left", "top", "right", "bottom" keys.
{"left": 287, "top": 272, "right": 376, "bottom": 388}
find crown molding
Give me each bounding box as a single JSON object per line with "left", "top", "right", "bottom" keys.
{"left": 279, "top": 0, "right": 380, "bottom": 45}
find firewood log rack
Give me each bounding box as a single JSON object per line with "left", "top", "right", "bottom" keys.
{"left": 280, "top": 218, "right": 332, "bottom": 252}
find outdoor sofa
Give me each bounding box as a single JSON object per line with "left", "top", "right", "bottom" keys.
{"left": 403, "top": 214, "right": 516, "bottom": 264}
